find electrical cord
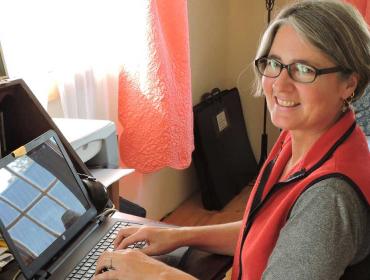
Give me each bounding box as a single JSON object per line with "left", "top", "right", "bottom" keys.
{"left": 236, "top": 64, "right": 253, "bottom": 95}
{"left": 266, "top": 0, "right": 275, "bottom": 22}
{"left": 96, "top": 206, "right": 117, "bottom": 220}
{"left": 12, "top": 269, "right": 21, "bottom": 280}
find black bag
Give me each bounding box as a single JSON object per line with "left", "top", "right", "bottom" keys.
{"left": 193, "top": 88, "right": 257, "bottom": 210}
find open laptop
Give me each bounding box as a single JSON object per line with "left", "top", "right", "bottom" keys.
{"left": 0, "top": 130, "right": 156, "bottom": 279}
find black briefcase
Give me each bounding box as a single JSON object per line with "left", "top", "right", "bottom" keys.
{"left": 193, "top": 88, "right": 257, "bottom": 210}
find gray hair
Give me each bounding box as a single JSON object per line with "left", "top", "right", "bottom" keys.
{"left": 254, "top": 0, "right": 370, "bottom": 101}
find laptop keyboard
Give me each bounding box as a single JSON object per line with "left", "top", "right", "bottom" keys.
{"left": 66, "top": 221, "right": 147, "bottom": 280}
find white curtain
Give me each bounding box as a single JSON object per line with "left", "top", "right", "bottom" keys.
{"left": 0, "top": 0, "right": 148, "bottom": 122}
{"left": 56, "top": 68, "right": 120, "bottom": 121}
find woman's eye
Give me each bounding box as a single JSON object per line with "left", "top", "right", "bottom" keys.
{"left": 296, "top": 63, "right": 315, "bottom": 74}
{"left": 268, "top": 59, "right": 280, "bottom": 69}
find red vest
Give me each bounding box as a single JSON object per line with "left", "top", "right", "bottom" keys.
{"left": 231, "top": 111, "right": 370, "bottom": 280}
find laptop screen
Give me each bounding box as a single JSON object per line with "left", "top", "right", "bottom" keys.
{"left": 0, "top": 130, "right": 97, "bottom": 278}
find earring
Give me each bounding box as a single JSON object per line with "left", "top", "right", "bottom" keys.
{"left": 342, "top": 92, "right": 355, "bottom": 112}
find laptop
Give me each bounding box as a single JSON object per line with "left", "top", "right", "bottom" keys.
{"left": 0, "top": 130, "right": 161, "bottom": 279}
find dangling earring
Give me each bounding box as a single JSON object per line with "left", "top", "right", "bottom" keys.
{"left": 342, "top": 92, "right": 355, "bottom": 112}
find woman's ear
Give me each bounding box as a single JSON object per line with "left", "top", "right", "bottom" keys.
{"left": 342, "top": 73, "right": 360, "bottom": 100}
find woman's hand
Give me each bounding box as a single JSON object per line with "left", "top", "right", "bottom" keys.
{"left": 114, "top": 226, "right": 181, "bottom": 256}
{"left": 94, "top": 249, "right": 196, "bottom": 280}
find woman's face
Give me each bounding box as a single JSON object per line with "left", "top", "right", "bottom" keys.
{"left": 262, "top": 24, "right": 355, "bottom": 136}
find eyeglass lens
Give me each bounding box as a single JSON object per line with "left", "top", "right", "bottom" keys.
{"left": 257, "top": 58, "right": 317, "bottom": 83}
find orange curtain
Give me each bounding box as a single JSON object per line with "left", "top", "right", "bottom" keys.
{"left": 118, "top": 0, "right": 193, "bottom": 173}
{"left": 345, "top": 0, "right": 370, "bottom": 24}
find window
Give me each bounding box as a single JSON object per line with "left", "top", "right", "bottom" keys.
{"left": 354, "top": 84, "right": 370, "bottom": 136}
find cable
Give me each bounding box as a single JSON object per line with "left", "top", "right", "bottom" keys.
{"left": 236, "top": 63, "right": 253, "bottom": 95}
{"left": 96, "top": 206, "right": 117, "bottom": 220}
{"left": 12, "top": 269, "right": 21, "bottom": 280}
{"left": 266, "top": 0, "right": 275, "bottom": 23}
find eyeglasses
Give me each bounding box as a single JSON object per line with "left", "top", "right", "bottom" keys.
{"left": 255, "top": 57, "right": 348, "bottom": 83}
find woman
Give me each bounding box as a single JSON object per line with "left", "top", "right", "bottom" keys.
{"left": 94, "top": 1, "right": 370, "bottom": 279}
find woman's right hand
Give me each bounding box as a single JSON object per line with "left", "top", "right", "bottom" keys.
{"left": 113, "top": 226, "right": 181, "bottom": 256}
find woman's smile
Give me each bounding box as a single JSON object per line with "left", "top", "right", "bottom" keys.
{"left": 275, "top": 96, "right": 300, "bottom": 108}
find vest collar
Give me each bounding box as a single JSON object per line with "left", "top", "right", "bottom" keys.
{"left": 273, "top": 111, "right": 356, "bottom": 181}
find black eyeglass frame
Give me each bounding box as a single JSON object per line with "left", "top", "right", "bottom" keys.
{"left": 254, "top": 57, "right": 350, "bottom": 83}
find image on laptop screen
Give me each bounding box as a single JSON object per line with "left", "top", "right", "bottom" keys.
{"left": 0, "top": 130, "right": 95, "bottom": 277}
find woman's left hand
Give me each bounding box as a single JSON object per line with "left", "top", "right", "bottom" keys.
{"left": 94, "top": 249, "right": 196, "bottom": 280}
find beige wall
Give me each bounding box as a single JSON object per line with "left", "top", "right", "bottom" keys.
{"left": 188, "top": 0, "right": 229, "bottom": 96}
{"left": 48, "top": 0, "right": 293, "bottom": 220}
{"left": 116, "top": 166, "right": 198, "bottom": 220}
{"left": 225, "top": 0, "right": 293, "bottom": 156}
{"left": 189, "top": 0, "right": 291, "bottom": 162}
